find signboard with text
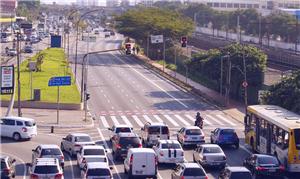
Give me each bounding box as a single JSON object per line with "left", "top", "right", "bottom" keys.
{"left": 48, "top": 76, "right": 71, "bottom": 86}
{"left": 0, "top": 66, "right": 14, "bottom": 95}
{"left": 151, "top": 35, "right": 163, "bottom": 44}
{"left": 51, "top": 35, "right": 62, "bottom": 48}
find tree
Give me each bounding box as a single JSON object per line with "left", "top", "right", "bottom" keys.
{"left": 181, "top": 3, "right": 214, "bottom": 26}
{"left": 17, "top": 0, "right": 40, "bottom": 21}
{"left": 262, "top": 70, "right": 300, "bottom": 114}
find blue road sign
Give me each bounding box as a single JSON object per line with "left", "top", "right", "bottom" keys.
{"left": 48, "top": 76, "right": 71, "bottom": 86}
{"left": 51, "top": 35, "right": 62, "bottom": 48}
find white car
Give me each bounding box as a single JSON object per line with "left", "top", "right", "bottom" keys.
{"left": 77, "top": 145, "right": 108, "bottom": 169}
{"left": 32, "top": 144, "right": 64, "bottom": 169}
{"left": 29, "top": 158, "right": 64, "bottom": 179}
{"left": 193, "top": 144, "right": 227, "bottom": 169}
{"left": 177, "top": 126, "right": 205, "bottom": 146}
{"left": 81, "top": 162, "right": 112, "bottom": 179}
{"left": 60, "top": 133, "right": 95, "bottom": 157}
{"left": 0, "top": 116, "right": 37, "bottom": 141}
{"left": 108, "top": 124, "right": 133, "bottom": 141}
{"left": 153, "top": 140, "right": 184, "bottom": 164}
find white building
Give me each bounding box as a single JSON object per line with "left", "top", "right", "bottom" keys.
{"left": 107, "top": 0, "right": 120, "bottom": 7}
{"left": 139, "top": 0, "right": 154, "bottom": 7}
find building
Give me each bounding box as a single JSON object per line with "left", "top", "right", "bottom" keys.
{"left": 0, "top": 0, "right": 17, "bottom": 18}
{"left": 139, "top": 0, "right": 154, "bottom": 7}
{"left": 88, "top": 0, "right": 98, "bottom": 6}
{"left": 76, "top": 0, "right": 87, "bottom": 6}
{"left": 106, "top": 0, "right": 120, "bottom": 7}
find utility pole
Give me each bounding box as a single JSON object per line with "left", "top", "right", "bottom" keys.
{"left": 163, "top": 36, "right": 166, "bottom": 72}
{"left": 258, "top": 13, "right": 262, "bottom": 47}
{"left": 84, "top": 31, "right": 90, "bottom": 121}
{"left": 146, "top": 35, "right": 149, "bottom": 59}
{"left": 16, "top": 32, "right": 21, "bottom": 116}
{"left": 225, "top": 56, "right": 231, "bottom": 106}
{"left": 237, "top": 15, "right": 241, "bottom": 44}
{"left": 243, "top": 52, "right": 248, "bottom": 113}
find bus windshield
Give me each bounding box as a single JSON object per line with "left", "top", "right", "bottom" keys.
{"left": 294, "top": 129, "right": 300, "bottom": 150}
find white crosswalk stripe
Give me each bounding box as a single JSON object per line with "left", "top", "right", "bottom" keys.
{"left": 143, "top": 115, "right": 153, "bottom": 123}
{"left": 216, "top": 114, "right": 237, "bottom": 126}
{"left": 132, "top": 115, "right": 144, "bottom": 127}
{"left": 100, "top": 116, "right": 109, "bottom": 128}
{"left": 111, "top": 116, "right": 120, "bottom": 125}
{"left": 163, "top": 115, "right": 179, "bottom": 127}
{"left": 205, "top": 114, "right": 224, "bottom": 125}
{"left": 121, "top": 115, "right": 133, "bottom": 127}
{"left": 153, "top": 115, "right": 163, "bottom": 123}
{"left": 174, "top": 114, "right": 190, "bottom": 126}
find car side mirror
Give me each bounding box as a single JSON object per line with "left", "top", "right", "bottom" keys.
{"left": 12, "top": 159, "right": 16, "bottom": 163}
{"left": 109, "top": 167, "right": 113, "bottom": 170}
{"left": 108, "top": 128, "right": 112, "bottom": 131}
{"left": 62, "top": 137, "right": 66, "bottom": 140}
{"left": 211, "top": 131, "right": 214, "bottom": 133}
{"left": 32, "top": 149, "right": 36, "bottom": 152}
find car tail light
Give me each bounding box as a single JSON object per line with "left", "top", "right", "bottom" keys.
{"left": 159, "top": 151, "right": 164, "bottom": 156}
{"left": 22, "top": 127, "right": 27, "bottom": 132}
{"left": 60, "top": 155, "right": 64, "bottom": 160}
{"left": 203, "top": 156, "right": 206, "bottom": 161}
{"left": 256, "top": 166, "right": 267, "bottom": 171}
{"left": 205, "top": 176, "right": 208, "bottom": 179}
{"left": 130, "top": 155, "right": 133, "bottom": 165}
{"left": 30, "top": 174, "right": 39, "bottom": 179}
{"left": 181, "top": 176, "right": 184, "bottom": 179}
{"left": 3, "top": 168, "right": 10, "bottom": 175}
{"left": 138, "top": 143, "right": 142, "bottom": 148}
{"left": 74, "top": 144, "right": 81, "bottom": 148}
{"left": 279, "top": 165, "right": 285, "bottom": 171}
{"left": 116, "top": 144, "right": 121, "bottom": 149}
{"left": 54, "top": 173, "right": 63, "bottom": 179}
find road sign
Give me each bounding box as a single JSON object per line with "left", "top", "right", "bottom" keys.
{"left": 151, "top": 35, "right": 163, "bottom": 44}
{"left": 48, "top": 76, "right": 71, "bottom": 86}
{"left": 242, "top": 81, "right": 248, "bottom": 88}
{"left": 51, "top": 35, "right": 62, "bottom": 48}
{"left": 0, "top": 66, "right": 14, "bottom": 95}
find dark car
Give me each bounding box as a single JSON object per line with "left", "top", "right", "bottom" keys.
{"left": 219, "top": 166, "right": 252, "bottom": 179}
{"left": 243, "top": 154, "right": 285, "bottom": 178}
{"left": 24, "top": 46, "right": 33, "bottom": 53}
{"left": 0, "top": 155, "right": 16, "bottom": 179}
{"left": 210, "top": 128, "right": 239, "bottom": 149}
{"left": 112, "top": 132, "right": 142, "bottom": 160}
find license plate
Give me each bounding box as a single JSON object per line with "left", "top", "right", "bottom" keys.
{"left": 269, "top": 169, "right": 276, "bottom": 172}
{"left": 136, "top": 170, "right": 143, "bottom": 174}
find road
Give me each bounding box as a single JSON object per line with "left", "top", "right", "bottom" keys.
{"left": 1, "top": 30, "right": 296, "bottom": 179}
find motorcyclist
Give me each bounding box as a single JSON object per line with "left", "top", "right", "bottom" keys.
{"left": 195, "top": 112, "right": 203, "bottom": 127}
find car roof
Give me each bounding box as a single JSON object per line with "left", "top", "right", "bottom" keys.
{"left": 114, "top": 124, "right": 132, "bottom": 128}
{"left": 148, "top": 122, "right": 167, "bottom": 126}
{"left": 199, "top": 144, "right": 220, "bottom": 148}
{"left": 159, "top": 140, "right": 180, "bottom": 144}
{"left": 70, "top": 133, "right": 91, "bottom": 137}
{"left": 2, "top": 116, "right": 34, "bottom": 122}
{"left": 182, "top": 163, "right": 201, "bottom": 168}
{"left": 82, "top": 145, "right": 105, "bottom": 150}
{"left": 87, "top": 162, "right": 109, "bottom": 169}
{"left": 118, "top": 132, "right": 138, "bottom": 137}
{"left": 129, "top": 148, "right": 155, "bottom": 154}
{"left": 39, "top": 144, "right": 60, "bottom": 149}
{"left": 218, "top": 127, "right": 235, "bottom": 131}
{"left": 254, "top": 154, "right": 277, "bottom": 158}
{"left": 227, "top": 166, "right": 250, "bottom": 172}
{"left": 185, "top": 126, "right": 201, "bottom": 130}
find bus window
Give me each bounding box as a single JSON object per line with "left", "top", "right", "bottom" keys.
{"left": 294, "top": 129, "right": 300, "bottom": 150}
{"left": 277, "top": 129, "right": 289, "bottom": 150}
{"left": 260, "top": 119, "right": 267, "bottom": 138}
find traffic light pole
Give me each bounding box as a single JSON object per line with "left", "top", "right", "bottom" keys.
{"left": 17, "top": 32, "right": 22, "bottom": 117}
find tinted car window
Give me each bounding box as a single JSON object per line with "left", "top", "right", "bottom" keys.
{"left": 1, "top": 161, "right": 7, "bottom": 169}
{"left": 87, "top": 168, "right": 110, "bottom": 176}
{"left": 3, "top": 119, "right": 15, "bottom": 126}
{"left": 74, "top": 136, "right": 92, "bottom": 142}
{"left": 230, "top": 172, "right": 252, "bottom": 179}
{"left": 257, "top": 156, "right": 279, "bottom": 165}
{"left": 161, "top": 126, "right": 169, "bottom": 134}
{"left": 148, "top": 126, "right": 160, "bottom": 134}
{"left": 220, "top": 129, "right": 235, "bottom": 135}
{"left": 161, "top": 143, "right": 181, "bottom": 149}
{"left": 16, "top": 121, "right": 23, "bottom": 126}
{"left": 203, "top": 147, "right": 222, "bottom": 153}
{"left": 186, "top": 129, "right": 202, "bottom": 135}
{"left": 25, "top": 121, "right": 35, "bottom": 127}
{"left": 84, "top": 149, "right": 105, "bottom": 155}
{"left": 41, "top": 148, "right": 62, "bottom": 156}
{"left": 183, "top": 168, "right": 206, "bottom": 176}
{"left": 34, "top": 166, "right": 59, "bottom": 174}
{"left": 116, "top": 128, "right": 131, "bottom": 133}
{"left": 119, "top": 137, "right": 140, "bottom": 147}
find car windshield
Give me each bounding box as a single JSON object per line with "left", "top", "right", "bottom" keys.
{"left": 230, "top": 172, "right": 252, "bottom": 179}
{"left": 119, "top": 137, "right": 140, "bottom": 147}
{"left": 162, "top": 126, "right": 169, "bottom": 134}
{"left": 34, "top": 166, "right": 59, "bottom": 174}
{"left": 220, "top": 129, "right": 235, "bottom": 135}
{"left": 203, "top": 147, "right": 222, "bottom": 153}
{"left": 41, "top": 148, "right": 61, "bottom": 156}
{"left": 183, "top": 168, "right": 206, "bottom": 176}
{"left": 25, "top": 121, "right": 36, "bottom": 127}
{"left": 83, "top": 149, "right": 105, "bottom": 156}
{"left": 1, "top": 161, "right": 6, "bottom": 169}
{"left": 294, "top": 129, "right": 300, "bottom": 150}
{"left": 161, "top": 143, "right": 181, "bottom": 149}
{"left": 87, "top": 168, "right": 111, "bottom": 176}
{"left": 148, "top": 126, "right": 160, "bottom": 134}
{"left": 75, "top": 136, "right": 92, "bottom": 142}
{"left": 186, "top": 129, "right": 202, "bottom": 135}
{"left": 257, "top": 156, "right": 279, "bottom": 165}
{"left": 115, "top": 128, "right": 131, "bottom": 133}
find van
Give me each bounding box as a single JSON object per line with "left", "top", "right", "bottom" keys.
{"left": 141, "top": 122, "right": 170, "bottom": 147}
{"left": 0, "top": 116, "right": 37, "bottom": 141}
{"left": 124, "top": 148, "right": 157, "bottom": 179}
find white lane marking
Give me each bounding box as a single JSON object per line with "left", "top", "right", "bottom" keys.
{"left": 66, "top": 155, "right": 74, "bottom": 179}
{"left": 1, "top": 152, "right": 27, "bottom": 179}
{"left": 143, "top": 115, "right": 153, "bottom": 123}
{"left": 174, "top": 114, "right": 190, "bottom": 126}
{"left": 216, "top": 114, "right": 237, "bottom": 126}
{"left": 132, "top": 115, "right": 144, "bottom": 127}
{"left": 163, "top": 115, "right": 179, "bottom": 127}
{"left": 153, "top": 115, "right": 163, "bottom": 123}
{"left": 100, "top": 116, "right": 110, "bottom": 128}
{"left": 121, "top": 115, "right": 133, "bottom": 127}
{"left": 96, "top": 128, "right": 121, "bottom": 179}
{"left": 112, "top": 54, "right": 189, "bottom": 108}
{"left": 111, "top": 116, "right": 120, "bottom": 125}
{"left": 206, "top": 114, "right": 224, "bottom": 125}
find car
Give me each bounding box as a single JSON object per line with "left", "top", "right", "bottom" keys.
{"left": 108, "top": 124, "right": 133, "bottom": 142}
{"left": 141, "top": 122, "right": 170, "bottom": 147}
{"left": 193, "top": 144, "right": 226, "bottom": 169}
{"left": 6, "top": 48, "right": 17, "bottom": 56}
{"left": 177, "top": 126, "right": 205, "bottom": 147}
{"left": 109, "top": 31, "right": 115, "bottom": 36}
{"left": 210, "top": 128, "right": 239, "bottom": 149}
{"left": 171, "top": 162, "right": 208, "bottom": 179}
{"left": 24, "top": 46, "right": 33, "bottom": 53}
{"left": 219, "top": 166, "right": 252, "bottom": 179}
{"left": 0, "top": 155, "right": 16, "bottom": 179}
{"left": 81, "top": 162, "right": 112, "bottom": 179}
{"left": 32, "top": 144, "right": 64, "bottom": 169}
{"left": 112, "top": 132, "right": 142, "bottom": 160}
{"left": 153, "top": 140, "right": 184, "bottom": 164}
{"left": 60, "top": 133, "right": 95, "bottom": 157}
{"left": 105, "top": 34, "right": 110, "bottom": 38}
{"left": 0, "top": 116, "right": 37, "bottom": 141}
{"left": 77, "top": 145, "right": 108, "bottom": 168}
{"left": 124, "top": 148, "right": 158, "bottom": 179}
{"left": 29, "top": 158, "right": 64, "bottom": 179}
{"left": 94, "top": 30, "right": 99, "bottom": 34}
{"left": 243, "top": 154, "right": 285, "bottom": 178}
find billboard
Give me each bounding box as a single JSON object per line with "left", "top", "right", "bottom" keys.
{"left": 0, "top": 65, "right": 14, "bottom": 95}
{"left": 51, "top": 35, "right": 62, "bottom": 48}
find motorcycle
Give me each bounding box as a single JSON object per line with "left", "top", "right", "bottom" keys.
{"left": 194, "top": 120, "right": 203, "bottom": 129}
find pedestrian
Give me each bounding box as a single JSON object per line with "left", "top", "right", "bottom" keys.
{"left": 136, "top": 46, "right": 140, "bottom": 55}
{"left": 132, "top": 46, "right": 136, "bottom": 54}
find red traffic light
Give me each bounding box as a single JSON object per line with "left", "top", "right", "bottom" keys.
{"left": 181, "top": 36, "right": 187, "bottom": 42}
{"left": 125, "top": 43, "right": 131, "bottom": 49}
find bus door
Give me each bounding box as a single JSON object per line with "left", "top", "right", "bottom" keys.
{"left": 255, "top": 117, "right": 260, "bottom": 151}
{"left": 266, "top": 123, "right": 272, "bottom": 154}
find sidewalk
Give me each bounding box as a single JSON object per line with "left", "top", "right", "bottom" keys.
{"left": 134, "top": 54, "right": 246, "bottom": 122}
{"left": 1, "top": 107, "right": 94, "bottom": 128}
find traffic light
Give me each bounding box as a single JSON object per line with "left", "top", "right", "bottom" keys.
{"left": 125, "top": 43, "right": 131, "bottom": 55}
{"left": 85, "top": 93, "right": 90, "bottom": 101}
{"left": 181, "top": 36, "right": 187, "bottom": 47}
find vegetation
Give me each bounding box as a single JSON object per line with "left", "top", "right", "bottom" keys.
{"left": 17, "top": 0, "right": 40, "bottom": 21}
{"left": 262, "top": 71, "right": 300, "bottom": 114}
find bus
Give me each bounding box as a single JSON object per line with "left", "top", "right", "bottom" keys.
{"left": 244, "top": 105, "right": 300, "bottom": 172}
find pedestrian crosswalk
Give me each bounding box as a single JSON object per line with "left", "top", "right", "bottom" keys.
{"left": 98, "top": 113, "right": 242, "bottom": 129}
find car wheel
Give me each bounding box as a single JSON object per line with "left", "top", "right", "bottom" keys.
{"left": 13, "top": 133, "right": 21, "bottom": 141}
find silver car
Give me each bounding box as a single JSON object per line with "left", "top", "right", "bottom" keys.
{"left": 177, "top": 126, "right": 205, "bottom": 146}
{"left": 193, "top": 144, "right": 226, "bottom": 169}
{"left": 171, "top": 162, "right": 208, "bottom": 179}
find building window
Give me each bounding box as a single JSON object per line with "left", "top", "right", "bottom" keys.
{"left": 247, "top": 4, "right": 253, "bottom": 8}
{"left": 279, "top": 3, "right": 283, "bottom": 7}
{"left": 220, "top": 3, "right": 226, "bottom": 8}
{"left": 254, "top": 4, "right": 259, "bottom": 8}
{"left": 207, "top": 3, "right": 213, "bottom": 7}
{"left": 214, "top": 3, "right": 220, "bottom": 7}
{"left": 240, "top": 4, "right": 246, "bottom": 8}
{"left": 227, "top": 3, "right": 233, "bottom": 8}
{"left": 234, "top": 3, "right": 239, "bottom": 8}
